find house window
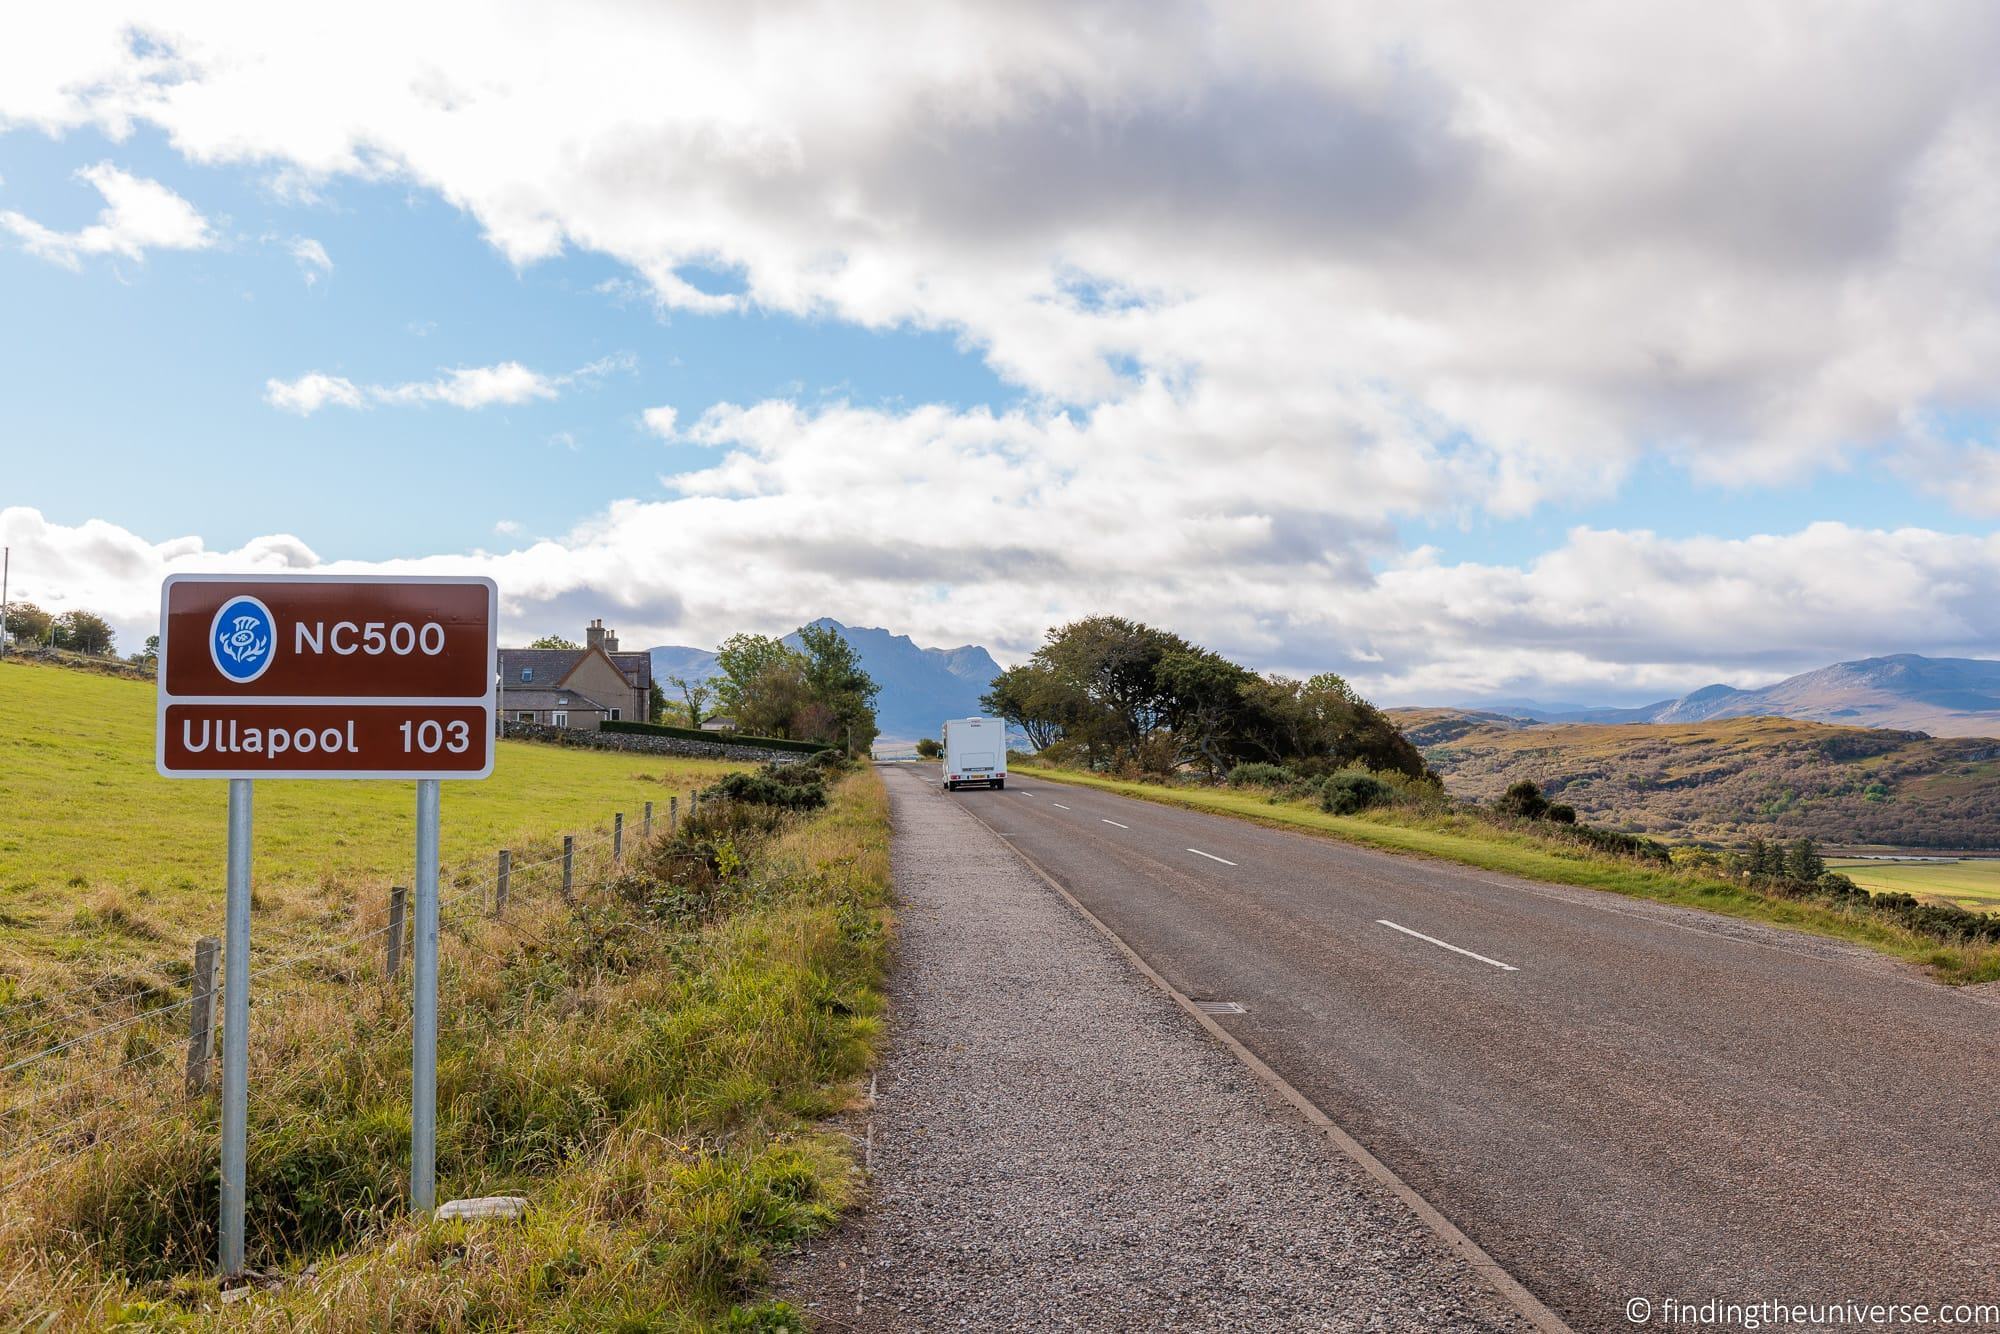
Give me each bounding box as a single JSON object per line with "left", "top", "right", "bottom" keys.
{"left": 609, "top": 708, "right": 621, "bottom": 721}
{"left": 552, "top": 710, "right": 569, "bottom": 727}
{"left": 515, "top": 710, "right": 536, "bottom": 723}
{"left": 520, "top": 667, "right": 534, "bottom": 682}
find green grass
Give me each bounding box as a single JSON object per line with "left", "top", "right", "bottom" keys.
{"left": 2, "top": 763, "right": 894, "bottom": 1328}
{"left": 1020, "top": 764, "right": 2000, "bottom": 985}
{"left": 0, "top": 660, "right": 745, "bottom": 978}
{"left": 1828, "top": 857, "right": 2000, "bottom": 912}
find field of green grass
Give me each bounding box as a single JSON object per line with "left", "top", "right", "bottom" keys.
{"left": 0, "top": 660, "right": 746, "bottom": 985}
{"left": 1828, "top": 857, "right": 2000, "bottom": 912}
{"left": 1019, "top": 762, "right": 2000, "bottom": 985}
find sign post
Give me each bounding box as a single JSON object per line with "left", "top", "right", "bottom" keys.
{"left": 156, "top": 574, "right": 496, "bottom": 1275}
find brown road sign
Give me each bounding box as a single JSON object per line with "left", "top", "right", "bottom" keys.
{"left": 156, "top": 574, "right": 496, "bottom": 779}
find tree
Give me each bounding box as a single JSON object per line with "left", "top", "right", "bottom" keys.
{"left": 915, "top": 737, "right": 942, "bottom": 759}
{"left": 1785, "top": 837, "right": 1824, "bottom": 882}
{"left": 529, "top": 635, "right": 581, "bottom": 649}
{"left": 3, "top": 600, "right": 53, "bottom": 646}
{"left": 713, "top": 634, "right": 802, "bottom": 719}
{"left": 796, "top": 622, "right": 881, "bottom": 753}
{"left": 142, "top": 634, "right": 160, "bottom": 661}
{"left": 648, "top": 678, "right": 668, "bottom": 724}
{"left": 52, "top": 609, "right": 115, "bottom": 655}
{"left": 666, "top": 674, "right": 712, "bottom": 729}
{"left": 735, "top": 656, "right": 812, "bottom": 738}
{"left": 1493, "top": 779, "right": 1551, "bottom": 819}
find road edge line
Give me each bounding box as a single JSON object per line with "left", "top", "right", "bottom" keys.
{"left": 964, "top": 799, "right": 1572, "bottom": 1334}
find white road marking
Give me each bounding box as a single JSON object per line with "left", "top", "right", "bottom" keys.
{"left": 1376, "top": 920, "right": 1519, "bottom": 972}
{"left": 1186, "top": 848, "right": 1237, "bottom": 866}
{"left": 1100, "top": 818, "right": 1129, "bottom": 829}
{"left": 1052, "top": 802, "right": 1071, "bottom": 810}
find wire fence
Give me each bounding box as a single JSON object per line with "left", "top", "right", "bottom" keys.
{"left": 0, "top": 787, "right": 722, "bottom": 1203}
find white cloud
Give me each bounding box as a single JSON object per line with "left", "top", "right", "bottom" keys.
{"left": 493, "top": 519, "right": 523, "bottom": 536}
{"left": 0, "top": 162, "right": 213, "bottom": 269}
{"left": 262, "top": 356, "right": 629, "bottom": 415}
{"left": 288, "top": 235, "right": 330, "bottom": 285}
{"left": 263, "top": 371, "right": 363, "bottom": 414}
{"left": 375, "top": 361, "right": 558, "bottom": 409}
{"left": 7, "top": 5, "right": 2000, "bottom": 505}
{"left": 641, "top": 405, "right": 678, "bottom": 439}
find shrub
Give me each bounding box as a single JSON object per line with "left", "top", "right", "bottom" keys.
{"left": 1227, "top": 762, "right": 1293, "bottom": 788}
{"left": 703, "top": 769, "right": 827, "bottom": 810}
{"left": 1320, "top": 771, "right": 1392, "bottom": 815}
{"left": 914, "top": 738, "right": 941, "bottom": 759}
{"left": 1493, "top": 779, "right": 1551, "bottom": 819}
{"left": 1545, "top": 803, "right": 1577, "bottom": 824}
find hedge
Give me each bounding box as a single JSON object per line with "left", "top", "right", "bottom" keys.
{"left": 600, "top": 719, "right": 831, "bottom": 754}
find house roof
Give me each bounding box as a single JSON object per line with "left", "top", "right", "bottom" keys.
{"left": 497, "top": 645, "right": 651, "bottom": 693}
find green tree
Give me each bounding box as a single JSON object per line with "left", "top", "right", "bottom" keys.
{"left": 1785, "top": 837, "right": 1825, "bottom": 882}
{"left": 665, "top": 674, "right": 713, "bottom": 729}
{"left": 52, "top": 609, "right": 116, "bottom": 655}
{"left": 3, "top": 600, "right": 53, "bottom": 646}
{"left": 713, "top": 634, "right": 802, "bottom": 719}
{"left": 529, "top": 635, "right": 582, "bottom": 649}
{"left": 796, "top": 622, "right": 881, "bottom": 753}
{"left": 915, "top": 737, "right": 942, "bottom": 759}
{"left": 648, "top": 678, "right": 667, "bottom": 724}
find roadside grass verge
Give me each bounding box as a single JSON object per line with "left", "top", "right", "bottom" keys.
{"left": 0, "top": 766, "right": 892, "bottom": 1328}
{"left": 1020, "top": 764, "right": 2000, "bottom": 985}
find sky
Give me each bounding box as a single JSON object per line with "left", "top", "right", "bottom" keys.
{"left": 2, "top": 2, "right": 1998, "bottom": 707}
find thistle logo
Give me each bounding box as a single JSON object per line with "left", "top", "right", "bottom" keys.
{"left": 209, "top": 595, "right": 277, "bottom": 684}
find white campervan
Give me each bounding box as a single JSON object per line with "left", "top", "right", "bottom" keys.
{"left": 941, "top": 717, "right": 1006, "bottom": 791}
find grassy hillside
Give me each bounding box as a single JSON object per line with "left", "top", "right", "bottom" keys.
{"left": 0, "top": 659, "right": 744, "bottom": 987}
{"left": 1388, "top": 709, "right": 2000, "bottom": 849}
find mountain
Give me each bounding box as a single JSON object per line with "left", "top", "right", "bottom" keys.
{"left": 1385, "top": 710, "right": 2000, "bottom": 849}
{"left": 1453, "top": 655, "right": 2000, "bottom": 738}
{"left": 649, "top": 619, "right": 1004, "bottom": 742}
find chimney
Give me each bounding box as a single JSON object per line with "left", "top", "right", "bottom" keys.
{"left": 586, "top": 619, "right": 606, "bottom": 652}
{"left": 604, "top": 628, "right": 620, "bottom": 652}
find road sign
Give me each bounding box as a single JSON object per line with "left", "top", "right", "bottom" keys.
{"left": 156, "top": 574, "right": 497, "bottom": 779}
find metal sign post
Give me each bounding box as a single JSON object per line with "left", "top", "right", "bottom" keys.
{"left": 410, "top": 779, "right": 441, "bottom": 1213}
{"left": 155, "top": 574, "right": 496, "bottom": 1276}
{"left": 219, "top": 778, "right": 253, "bottom": 1276}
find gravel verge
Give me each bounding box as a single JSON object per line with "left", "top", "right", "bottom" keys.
{"left": 780, "top": 766, "right": 1530, "bottom": 1331}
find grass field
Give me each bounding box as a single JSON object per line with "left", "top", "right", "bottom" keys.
{"left": 0, "top": 660, "right": 746, "bottom": 987}
{"left": 1018, "top": 763, "right": 2000, "bottom": 985}
{"left": 1827, "top": 857, "right": 2000, "bottom": 912}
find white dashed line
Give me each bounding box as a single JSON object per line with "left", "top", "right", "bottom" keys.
{"left": 1100, "top": 818, "right": 1129, "bottom": 829}
{"left": 1376, "top": 920, "right": 1519, "bottom": 972}
{"left": 1187, "top": 848, "right": 1237, "bottom": 866}
{"left": 1052, "top": 802, "right": 1071, "bottom": 810}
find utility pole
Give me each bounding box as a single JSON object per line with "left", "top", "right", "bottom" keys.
{"left": 1, "top": 545, "right": 10, "bottom": 657}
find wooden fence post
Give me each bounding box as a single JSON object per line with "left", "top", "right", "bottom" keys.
{"left": 185, "top": 935, "right": 219, "bottom": 1096}
{"left": 669, "top": 795, "right": 678, "bottom": 834}
{"left": 562, "top": 836, "right": 574, "bottom": 902}
{"left": 387, "top": 885, "right": 407, "bottom": 977}
{"left": 643, "top": 801, "right": 653, "bottom": 841}
{"left": 495, "top": 849, "right": 510, "bottom": 918}
{"left": 613, "top": 813, "right": 624, "bottom": 865}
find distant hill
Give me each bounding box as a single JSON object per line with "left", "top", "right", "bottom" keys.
{"left": 649, "top": 619, "right": 1002, "bottom": 743}
{"left": 1462, "top": 655, "right": 2000, "bottom": 738}
{"left": 1386, "top": 709, "right": 2000, "bottom": 849}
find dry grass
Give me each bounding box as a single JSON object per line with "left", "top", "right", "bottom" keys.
{"left": 0, "top": 766, "right": 893, "bottom": 1329}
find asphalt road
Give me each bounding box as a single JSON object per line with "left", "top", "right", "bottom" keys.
{"left": 946, "top": 769, "right": 2000, "bottom": 1333}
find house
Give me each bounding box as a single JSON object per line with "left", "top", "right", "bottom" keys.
{"left": 497, "top": 619, "right": 652, "bottom": 731}
{"left": 699, "top": 715, "right": 737, "bottom": 733}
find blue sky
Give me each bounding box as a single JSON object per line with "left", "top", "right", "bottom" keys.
{"left": 4, "top": 7, "right": 1998, "bottom": 706}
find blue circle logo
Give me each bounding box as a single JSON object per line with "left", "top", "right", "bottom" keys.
{"left": 209, "top": 595, "right": 277, "bottom": 684}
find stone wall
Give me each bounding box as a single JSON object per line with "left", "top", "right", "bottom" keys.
{"left": 500, "top": 719, "right": 808, "bottom": 764}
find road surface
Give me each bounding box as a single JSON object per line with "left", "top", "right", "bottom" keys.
{"left": 783, "top": 766, "right": 1532, "bottom": 1331}
{"left": 947, "top": 768, "right": 2000, "bottom": 1333}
